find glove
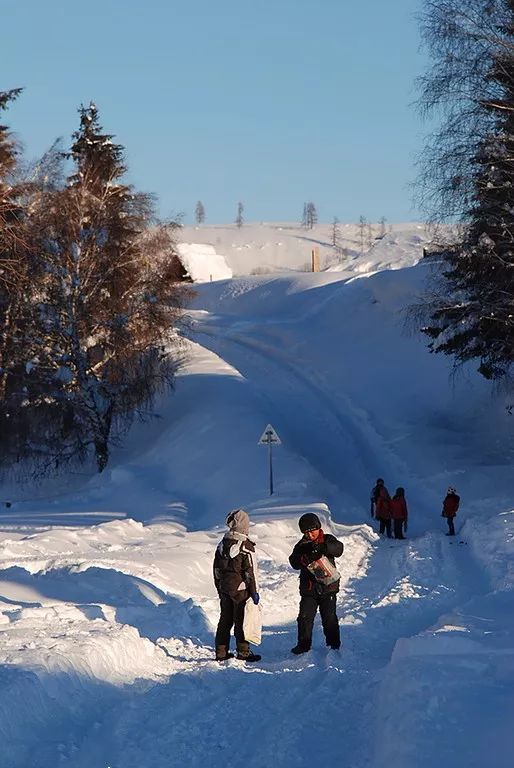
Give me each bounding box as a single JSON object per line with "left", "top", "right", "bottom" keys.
{"left": 300, "top": 551, "right": 319, "bottom": 565}
{"left": 251, "top": 593, "right": 260, "bottom": 605}
{"left": 310, "top": 541, "right": 326, "bottom": 558}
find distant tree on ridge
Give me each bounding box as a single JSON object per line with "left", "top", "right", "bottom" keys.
{"left": 236, "top": 201, "right": 244, "bottom": 228}
{"left": 195, "top": 200, "right": 205, "bottom": 224}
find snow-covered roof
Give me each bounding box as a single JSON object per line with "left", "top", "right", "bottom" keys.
{"left": 176, "top": 242, "right": 232, "bottom": 283}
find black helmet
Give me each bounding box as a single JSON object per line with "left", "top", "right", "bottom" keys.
{"left": 376, "top": 478, "right": 384, "bottom": 486}
{"left": 299, "top": 512, "right": 321, "bottom": 533}
{"left": 395, "top": 487, "right": 405, "bottom": 496}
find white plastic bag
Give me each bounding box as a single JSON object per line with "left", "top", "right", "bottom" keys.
{"left": 306, "top": 555, "right": 341, "bottom": 586}
{"left": 243, "top": 599, "right": 262, "bottom": 645}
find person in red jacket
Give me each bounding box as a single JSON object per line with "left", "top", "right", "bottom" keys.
{"left": 390, "top": 487, "right": 408, "bottom": 539}
{"left": 372, "top": 479, "right": 392, "bottom": 538}
{"left": 442, "top": 487, "right": 460, "bottom": 536}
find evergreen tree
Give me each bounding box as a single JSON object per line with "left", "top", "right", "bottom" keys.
{"left": 236, "top": 201, "right": 244, "bottom": 228}
{"left": 0, "top": 88, "right": 34, "bottom": 463}
{"left": 195, "top": 200, "right": 205, "bottom": 224}
{"left": 0, "top": 89, "right": 24, "bottom": 393}
{"left": 331, "top": 216, "right": 341, "bottom": 248}
{"left": 25, "top": 103, "right": 187, "bottom": 472}
{"left": 358, "top": 215, "right": 367, "bottom": 253}
{"left": 418, "top": 0, "right": 514, "bottom": 379}
{"left": 301, "top": 202, "right": 308, "bottom": 228}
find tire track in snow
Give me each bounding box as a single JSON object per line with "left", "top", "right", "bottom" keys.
{"left": 191, "top": 318, "right": 411, "bottom": 519}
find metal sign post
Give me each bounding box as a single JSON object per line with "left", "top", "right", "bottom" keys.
{"left": 258, "top": 424, "right": 281, "bottom": 496}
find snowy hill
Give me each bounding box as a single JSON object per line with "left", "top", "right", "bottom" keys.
{"left": 0, "top": 225, "right": 513, "bottom": 768}
{"left": 179, "top": 220, "right": 431, "bottom": 276}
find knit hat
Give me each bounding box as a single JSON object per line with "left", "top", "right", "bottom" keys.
{"left": 298, "top": 512, "right": 321, "bottom": 533}
{"left": 226, "top": 509, "right": 250, "bottom": 535}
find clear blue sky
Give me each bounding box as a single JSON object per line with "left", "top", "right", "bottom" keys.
{"left": 2, "top": 0, "right": 428, "bottom": 224}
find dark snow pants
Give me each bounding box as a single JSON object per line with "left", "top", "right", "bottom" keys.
{"left": 297, "top": 593, "right": 340, "bottom": 650}
{"left": 446, "top": 517, "right": 455, "bottom": 536}
{"left": 379, "top": 517, "right": 392, "bottom": 537}
{"left": 215, "top": 593, "right": 247, "bottom": 650}
{"left": 393, "top": 519, "right": 405, "bottom": 539}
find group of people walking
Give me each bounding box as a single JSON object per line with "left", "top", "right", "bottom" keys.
{"left": 213, "top": 509, "right": 344, "bottom": 663}
{"left": 213, "top": 484, "right": 462, "bottom": 663}
{"left": 370, "top": 479, "right": 408, "bottom": 539}
{"left": 370, "top": 479, "right": 461, "bottom": 539}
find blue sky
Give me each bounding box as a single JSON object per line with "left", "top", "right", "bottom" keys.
{"left": 3, "top": 0, "right": 428, "bottom": 224}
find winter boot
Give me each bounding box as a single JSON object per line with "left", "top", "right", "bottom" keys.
{"left": 215, "top": 645, "right": 234, "bottom": 662}
{"left": 236, "top": 642, "right": 261, "bottom": 662}
{"left": 237, "top": 651, "right": 262, "bottom": 662}
{"left": 291, "top": 645, "right": 311, "bottom": 655}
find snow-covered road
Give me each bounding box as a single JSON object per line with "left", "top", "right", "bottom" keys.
{"left": 0, "top": 510, "right": 495, "bottom": 768}
{"left": 1, "top": 264, "right": 513, "bottom": 767}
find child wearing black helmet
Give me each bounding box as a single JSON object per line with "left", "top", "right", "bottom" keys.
{"left": 288, "top": 512, "right": 344, "bottom": 655}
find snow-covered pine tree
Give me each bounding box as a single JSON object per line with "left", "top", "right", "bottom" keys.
{"left": 0, "top": 89, "right": 23, "bottom": 273}
{"left": 26, "top": 103, "right": 188, "bottom": 472}
{"left": 418, "top": 0, "right": 514, "bottom": 379}
{"left": 0, "top": 88, "right": 25, "bottom": 395}
{"left": 0, "top": 89, "right": 35, "bottom": 464}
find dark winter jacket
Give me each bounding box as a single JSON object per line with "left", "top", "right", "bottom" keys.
{"left": 442, "top": 493, "right": 460, "bottom": 518}
{"left": 374, "top": 485, "right": 391, "bottom": 520}
{"left": 213, "top": 532, "right": 258, "bottom": 603}
{"left": 289, "top": 530, "right": 344, "bottom": 596}
{"left": 390, "top": 496, "right": 408, "bottom": 520}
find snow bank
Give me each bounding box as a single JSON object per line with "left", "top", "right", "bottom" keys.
{"left": 373, "top": 517, "right": 514, "bottom": 768}
{"left": 176, "top": 242, "right": 232, "bottom": 282}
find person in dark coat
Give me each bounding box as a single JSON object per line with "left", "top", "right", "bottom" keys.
{"left": 371, "top": 478, "right": 392, "bottom": 537}
{"left": 213, "top": 509, "right": 261, "bottom": 662}
{"left": 390, "top": 487, "right": 408, "bottom": 539}
{"left": 289, "top": 512, "right": 344, "bottom": 655}
{"left": 442, "top": 487, "right": 460, "bottom": 536}
{"left": 370, "top": 478, "right": 384, "bottom": 518}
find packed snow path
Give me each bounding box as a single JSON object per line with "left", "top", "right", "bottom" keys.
{"left": 0, "top": 512, "right": 493, "bottom": 768}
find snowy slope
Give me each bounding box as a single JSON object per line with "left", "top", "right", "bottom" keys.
{"left": 179, "top": 221, "right": 432, "bottom": 276}
{"left": 0, "top": 225, "right": 513, "bottom": 768}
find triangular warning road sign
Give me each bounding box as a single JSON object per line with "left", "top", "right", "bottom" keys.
{"left": 258, "top": 424, "right": 281, "bottom": 446}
